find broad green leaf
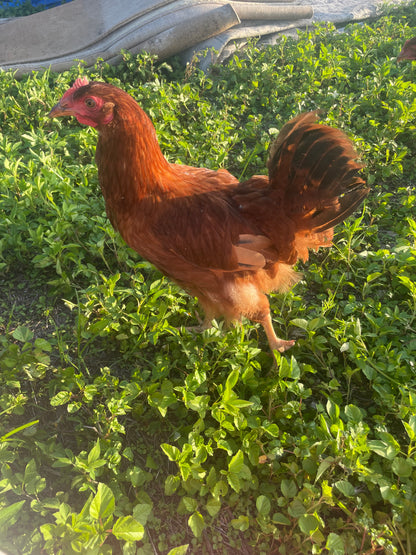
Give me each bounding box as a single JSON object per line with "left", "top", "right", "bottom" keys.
{"left": 133, "top": 503, "right": 153, "bottom": 525}
{"left": 179, "top": 462, "right": 191, "bottom": 481}
{"left": 182, "top": 497, "right": 198, "bottom": 513}
{"left": 40, "top": 523, "right": 55, "bottom": 541}
{"left": 12, "top": 325, "right": 33, "bottom": 343}
{"left": 206, "top": 466, "right": 217, "bottom": 489}
{"left": 224, "top": 398, "right": 253, "bottom": 409}
{"left": 146, "top": 455, "right": 158, "bottom": 469}
{"left": 288, "top": 498, "right": 306, "bottom": 519}
{"left": 344, "top": 404, "right": 363, "bottom": 423}
{"left": 127, "top": 466, "right": 149, "bottom": 488}
{"left": 315, "top": 457, "right": 335, "bottom": 483}
{"left": 404, "top": 415, "right": 416, "bottom": 440}
{"left": 206, "top": 497, "right": 221, "bottom": 517}
{"left": 290, "top": 318, "right": 309, "bottom": 331}
{"left": 281, "top": 478, "right": 297, "bottom": 499}
{"left": 380, "top": 485, "right": 400, "bottom": 505}
{"left": 321, "top": 480, "right": 333, "bottom": 500}
{"left": 403, "top": 421, "right": 416, "bottom": 441}
{"left": 334, "top": 480, "right": 355, "bottom": 497}
{"left": 88, "top": 318, "right": 112, "bottom": 335}
{"left": 228, "top": 450, "right": 244, "bottom": 474}
{"left": 231, "top": 515, "right": 249, "bottom": 531}
{"left": 272, "top": 513, "right": 291, "bottom": 525}
{"left": 263, "top": 423, "right": 280, "bottom": 437}
{"left": 368, "top": 439, "right": 400, "bottom": 460}
{"left": 216, "top": 438, "right": 233, "bottom": 455}
{"left": 212, "top": 480, "right": 228, "bottom": 499}
{"left": 123, "top": 447, "right": 134, "bottom": 462}
{"left": 24, "top": 459, "right": 46, "bottom": 495}
{"left": 112, "top": 516, "right": 144, "bottom": 541}
{"left": 50, "top": 390, "right": 71, "bottom": 406}
{"left": 279, "top": 356, "right": 301, "bottom": 379}
{"left": 83, "top": 384, "right": 98, "bottom": 401}
{"left": 227, "top": 472, "right": 241, "bottom": 493}
{"left": 188, "top": 511, "right": 204, "bottom": 538}
{"left": 311, "top": 528, "right": 326, "bottom": 545}
{"left": 299, "top": 514, "right": 320, "bottom": 535}
{"left": 308, "top": 317, "right": 327, "bottom": 331}
{"left": 167, "top": 546, "right": 189, "bottom": 555}
{"left": 161, "top": 443, "right": 181, "bottom": 462}
{"left": 326, "top": 532, "right": 345, "bottom": 554}
{"left": 227, "top": 450, "right": 250, "bottom": 493}
{"left": 193, "top": 444, "right": 208, "bottom": 465}
{"left": 57, "top": 502, "right": 72, "bottom": 525}
{"left": 88, "top": 440, "right": 101, "bottom": 465}
{"left": 90, "top": 483, "right": 115, "bottom": 521}
{"left": 186, "top": 394, "right": 210, "bottom": 413}
{"left": 34, "top": 337, "right": 52, "bottom": 351}
{"left": 326, "top": 399, "right": 340, "bottom": 420}
{"left": 67, "top": 402, "right": 82, "bottom": 414}
{"left": 256, "top": 495, "right": 271, "bottom": 515}
{"left": 0, "top": 500, "right": 25, "bottom": 529}
{"left": 223, "top": 368, "right": 239, "bottom": 400}
{"left": 398, "top": 275, "right": 416, "bottom": 294}
{"left": 367, "top": 271, "right": 383, "bottom": 283}
{"left": 392, "top": 457, "right": 413, "bottom": 478}
{"left": 248, "top": 443, "right": 261, "bottom": 466}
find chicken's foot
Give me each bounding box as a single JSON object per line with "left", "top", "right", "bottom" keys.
{"left": 261, "top": 313, "right": 295, "bottom": 353}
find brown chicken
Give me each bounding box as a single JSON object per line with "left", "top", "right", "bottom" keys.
{"left": 48, "top": 78, "right": 369, "bottom": 352}
{"left": 398, "top": 37, "right": 416, "bottom": 61}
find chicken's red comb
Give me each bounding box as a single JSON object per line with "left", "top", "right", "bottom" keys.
{"left": 73, "top": 76, "right": 89, "bottom": 89}
{"left": 62, "top": 77, "right": 90, "bottom": 99}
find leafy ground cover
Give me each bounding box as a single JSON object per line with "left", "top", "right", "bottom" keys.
{"left": 1, "top": 2, "right": 416, "bottom": 553}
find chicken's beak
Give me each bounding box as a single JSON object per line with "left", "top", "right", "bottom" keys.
{"left": 48, "top": 102, "right": 72, "bottom": 118}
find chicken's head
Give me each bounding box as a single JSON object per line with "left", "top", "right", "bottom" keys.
{"left": 398, "top": 37, "right": 416, "bottom": 61}
{"left": 48, "top": 77, "right": 115, "bottom": 128}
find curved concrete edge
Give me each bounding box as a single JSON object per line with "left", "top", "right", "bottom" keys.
{"left": 0, "top": 0, "right": 313, "bottom": 75}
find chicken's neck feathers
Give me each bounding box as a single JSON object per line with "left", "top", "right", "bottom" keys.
{"left": 97, "top": 105, "right": 175, "bottom": 204}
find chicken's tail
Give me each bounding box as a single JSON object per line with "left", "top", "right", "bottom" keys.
{"left": 267, "top": 112, "right": 369, "bottom": 254}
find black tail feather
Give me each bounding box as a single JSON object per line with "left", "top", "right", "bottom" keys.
{"left": 268, "top": 112, "right": 369, "bottom": 233}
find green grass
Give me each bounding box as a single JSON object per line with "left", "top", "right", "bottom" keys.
{"left": 1, "top": 2, "right": 416, "bottom": 553}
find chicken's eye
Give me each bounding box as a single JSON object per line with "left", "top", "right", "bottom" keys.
{"left": 85, "top": 98, "right": 96, "bottom": 108}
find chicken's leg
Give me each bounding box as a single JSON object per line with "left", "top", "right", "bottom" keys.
{"left": 259, "top": 313, "right": 295, "bottom": 353}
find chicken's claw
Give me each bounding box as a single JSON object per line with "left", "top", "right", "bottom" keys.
{"left": 270, "top": 338, "right": 296, "bottom": 353}
{"left": 259, "top": 313, "right": 295, "bottom": 353}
